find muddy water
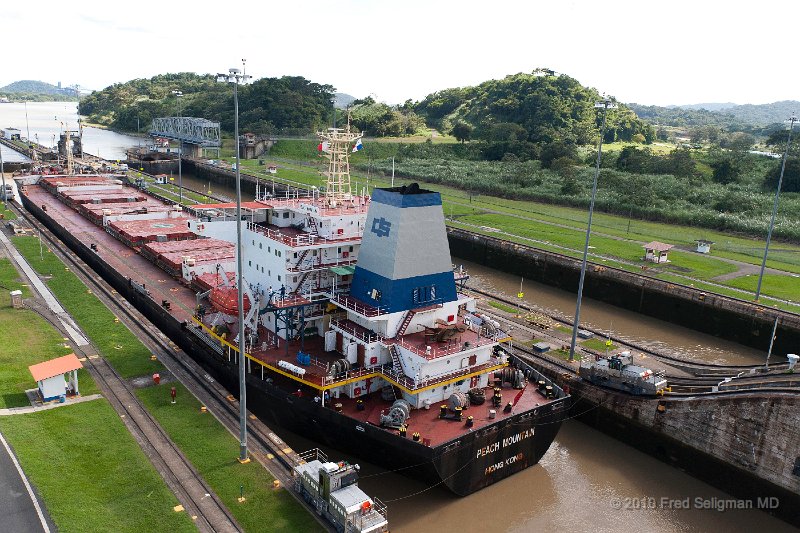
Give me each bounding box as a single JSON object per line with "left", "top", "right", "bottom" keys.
{"left": 460, "top": 259, "right": 767, "bottom": 366}
{"left": 278, "top": 421, "right": 794, "bottom": 533}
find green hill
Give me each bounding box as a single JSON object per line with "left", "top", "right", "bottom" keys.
{"left": 415, "top": 71, "right": 652, "bottom": 145}
{"left": 0, "top": 80, "right": 80, "bottom": 101}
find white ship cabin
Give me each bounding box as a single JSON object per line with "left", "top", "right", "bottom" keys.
{"left": 189, "top": 191, "right": 370, "bottom": 337}
{"left": 322, "top": 184, "right": 508, "bottom": 409}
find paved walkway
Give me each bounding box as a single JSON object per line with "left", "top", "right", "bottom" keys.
{"left": 0, "top": 394, "right": 103, "bottom": 416}
{"left": 0, "top": 431, "right": 55, "bottom": 533}
{"left": 0, "top": 228, "right": 88, "bottom": 346}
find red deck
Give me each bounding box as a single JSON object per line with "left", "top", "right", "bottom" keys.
{"left": 62, "top": 189, "right": 146, "bottom": 205}
{"left": 108, "top": 217, "right": 195, "bottom": 247}
{"left": 25, "top": 184, "right": 200, "bottom": 322}
{"left": 236, "top": 334, "right": 552, "bottom": 448}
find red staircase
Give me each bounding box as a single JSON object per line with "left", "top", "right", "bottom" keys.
{"left": 396, "top": 310, "right": 417, "bottom": 336}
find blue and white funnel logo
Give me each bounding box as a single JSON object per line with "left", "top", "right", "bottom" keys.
{"left": 371, "top": 217, "right": 392, "bottom": 237}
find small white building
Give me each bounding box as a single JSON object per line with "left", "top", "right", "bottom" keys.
{"left": 643, "top": 241, "right": 673, "bottom": 263}
{"left": 696, "top": 240, "right": 714, "bottom": 254}
{"left": 3, "top": 128, "right": 22, "bottom": 141}
{"left": 28, "top": 353, "right": 83, "bottom": 402}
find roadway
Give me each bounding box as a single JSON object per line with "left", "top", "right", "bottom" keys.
{"left": 0, "top": 432, "right": 55, "bottom": 533}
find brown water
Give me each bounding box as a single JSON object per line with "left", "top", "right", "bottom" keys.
{"left": 279, "top": 420, "right": 794, "bottom": 533}
{"left": 182, "top": 170, "right": 792, "bottom": 531}
{"left": 460, "top": 259, "right": 767, "bottom": 366}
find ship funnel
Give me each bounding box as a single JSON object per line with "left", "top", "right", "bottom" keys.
{"left": 788, "top": 354, "right": 799, "bottom": 371}
{"left": 350, "top": 184, "right": 457, "bottom": 313}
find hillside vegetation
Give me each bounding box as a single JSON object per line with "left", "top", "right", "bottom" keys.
{"left": 78, "top": 72, "right": 334, "bottom": 135}
{"left": 0, "top": 79, "right": 79, "bottom": 101}
{"left": 415, "top": 71, "right": 652, "bottom": 145}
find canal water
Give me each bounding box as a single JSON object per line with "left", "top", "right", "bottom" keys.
{"left": 0, "top": 101, "right": 143, "bottom": 160}
{"left": 4, "top": 106, "right": 791, "bottom": 531}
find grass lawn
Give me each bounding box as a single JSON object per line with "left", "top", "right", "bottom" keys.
{"left": 12, "top": 235, "right": 163, "bottom": 379}
{"left": 0, "top": 401, "right": 195, "bottom": 533}
{"left": 0, "top": 259, "right": 97, "bottom": 408}
{"left": 488, "top": 300, "right": 518, "bottom": 314}
{"left": 137, "top": 383, "right": 322, "bottom": 533}
{"left": 580, "top": 338, "right": 617, "bottom": 352}
{"left": 1, "top": 202, "right": 17, "bottom": 220}
{"left": 724, "top": 273, "right": 800, "bottom": 303}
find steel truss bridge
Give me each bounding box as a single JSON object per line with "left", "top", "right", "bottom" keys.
{"left": 150, "top": 117, "right": 221, "bottom": 147}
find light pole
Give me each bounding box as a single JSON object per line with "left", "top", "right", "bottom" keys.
{"left": 217, "top": 65, "right": 251, "bottom": 463}
{"left": 1, "top": 144, "right": 6, "bottom": 206}
{"left": 171, "top": 90, "right": 184, "bottom": 204}
{"left": 755, "top": 115, "right": 797, "bottom": 301}
{"left": 569, "top": 98, "right": 617, "bottom": 362}
{"left": 24, "top": 101, "right": 31, "bottom": 143}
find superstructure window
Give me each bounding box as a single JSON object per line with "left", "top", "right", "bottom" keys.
{"left": 413, "top": 285, "right": 436, "bottom": 304}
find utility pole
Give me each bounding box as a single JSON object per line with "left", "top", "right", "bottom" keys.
{"left": 172, "top": 90, "right": 183, "bottom": 205}
{"left": 1, "top": 145, "right": 6, "bottom": 206}
{"left": 569, "top": 98, "right": 616, "bottom": 362}
{"left": 755, "top": 115, "right": 797, "bottom": 301}
{"left": 218, "top": 63, "right": 252, "bottom": 464}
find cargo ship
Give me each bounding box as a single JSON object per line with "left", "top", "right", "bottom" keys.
{"left": 17, "top": 124, "right": 569, "bottom": 496}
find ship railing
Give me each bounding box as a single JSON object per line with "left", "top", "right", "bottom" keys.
{"left": 330, "top": 319, "right": 385, "bottom": 343}
{"left": 299, "top": 448, "right": 328, "bottom": 464}
{"left": 285, "top": 257, "right": 358, "bottom": 273}
{"left": 328, "top": 293, "right": 388, "bottom": 317}
{"left": 321, "top": 364, "right": 378, "bottom": 387}
{"left": 346, "top": 498, "right": 388, "bottom": 532}
{"left": 387, "top": 334, "right": 494, "bottom": 360}
{"left": 377, "top": 358, "right": 505, "bottom": 391}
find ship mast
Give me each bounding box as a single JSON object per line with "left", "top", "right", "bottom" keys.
{"left": 317, "top": 121, "right": 362, "bottom": 207}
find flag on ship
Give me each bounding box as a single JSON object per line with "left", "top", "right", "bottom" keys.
{"left": 317, "top": 141, "right": 330, "bottom": 152}
{"left": 512, "top": 383, "right": 527, "bottom": 406}
{"left": 352, "top": 139, "right": 363, "bottom": 152}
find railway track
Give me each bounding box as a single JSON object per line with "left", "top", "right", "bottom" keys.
{"left": 467, "top": 285, "right": 790, "bottom": 376}
{"left": 470, "top": 294, "right": 799, "bottom": 399}
{"left": 12, "top": 204, "right": 333, "bottom": 532}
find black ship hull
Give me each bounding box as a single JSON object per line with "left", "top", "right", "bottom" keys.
{"left": 21, "top": 192, "right": 569, "bottom": 496}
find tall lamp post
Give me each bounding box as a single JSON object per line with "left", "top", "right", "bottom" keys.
{"left": 171, "top": 90, "right": 184, "bottom": 204}
{"left": 755, "top": 115, "right": 797, "bottom": 301}
{"left": 1, "top": 144, "right": 6, "bottom": 206}
{"left": 569, "top": 98, "right": 616, "bottom": 362}
{"left": 217, "top": 65, "right": 251, "bottom": 463}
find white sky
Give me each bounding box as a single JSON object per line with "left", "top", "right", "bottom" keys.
{"left": 3, "top": 0, "right": 798, "bottom": 106}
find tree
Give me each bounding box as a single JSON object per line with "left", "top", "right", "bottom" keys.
{"left": 763, "top": 158, "right": 800, "bottom": 193}
{"left": 452, "top": 121, "right": 473, "bottom": 143}
{"left": 540, "top": 141, "right": 578, "bottom": 169}
{"left": 710, "top": 158, "right": 740, "bottom": 185}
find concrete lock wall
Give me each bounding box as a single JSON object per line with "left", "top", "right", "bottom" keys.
{"left": 446, "top": 227, "right": 800, "bottom": 354}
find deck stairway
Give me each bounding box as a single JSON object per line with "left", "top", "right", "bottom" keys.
{"left": 396, "top": 310, "right": 417, "bottom": 336}
{"left": 389, "top": 344, "right": 403, "bottom": 373}
{"left": 293, "top": 249, "right": 309, "bottom": 270}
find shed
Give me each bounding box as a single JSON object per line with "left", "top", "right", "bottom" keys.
{"left": 3, "top": 128, "right": 22, "bottom": 140}
{"left": 267, "top": 165, "right": 277, "bottom": 174}
{"left": 29, "top": 353, "right": 83, "bottom": 402}
{"left": 696, "top": 240, "right": 714, "bottom": 254}
{"left": 643, "top": 241, "right": 673, "bottom": 263}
